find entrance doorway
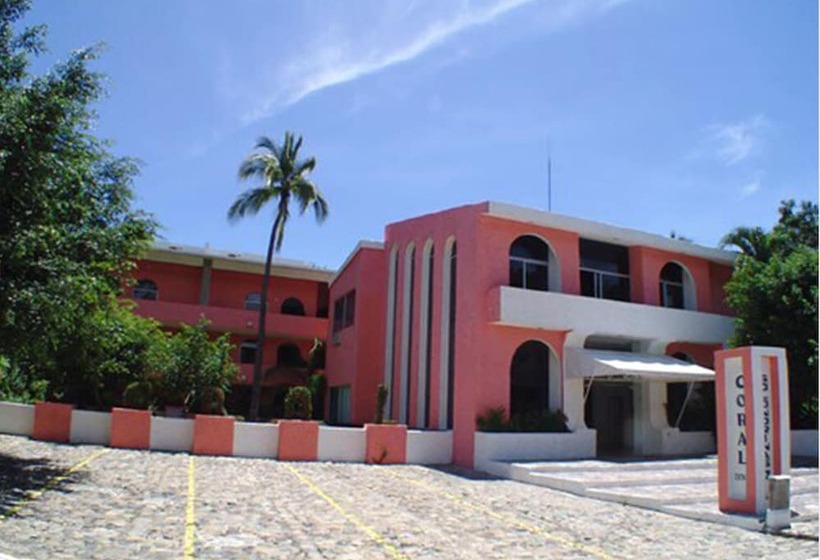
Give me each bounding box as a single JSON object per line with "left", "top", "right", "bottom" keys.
{"left": 585, "top": 382, "right": 634, "bottom": 455}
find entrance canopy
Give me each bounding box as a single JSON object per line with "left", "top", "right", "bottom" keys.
{"left": 566, "top": 349, "right": 714, "bottom": 382}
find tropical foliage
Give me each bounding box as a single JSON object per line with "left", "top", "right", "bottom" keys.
{"left": 721, "top": 200, "right": 818, "bottom": 428}
{"left": 228, "top": 132, "right": 329, "bottom": 421}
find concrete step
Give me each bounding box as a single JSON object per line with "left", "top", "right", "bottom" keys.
{"left": 508, "top": 457, "right": 718, "bottom": 476}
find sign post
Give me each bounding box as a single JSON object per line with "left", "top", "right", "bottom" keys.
{"left": 715, "top": 346, "right": 790, "bottom": 517}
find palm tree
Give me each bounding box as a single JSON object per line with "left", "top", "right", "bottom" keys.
{"left": 719, "top": 226, "right": 771, "bottom": 262}
{"left": 228, "top": 132, "right": 328, "bottom": 421}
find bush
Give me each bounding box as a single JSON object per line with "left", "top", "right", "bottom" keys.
{"left": 307, "top": 373, "right": 326, "bottom": 420}
{"left": 0, "top": 356, "right": 47, "bottom": 404}
{"left": 374, "top": 384, "right": 389, "bottom": 424}
{"left": 284, "top": 386, "right": 312, "bottom": 420}
{"left": 476, "top": 406, "right": 568, "bottom": 433}
{"left": 122, "top": 381, "right": 154, "bottom": 410}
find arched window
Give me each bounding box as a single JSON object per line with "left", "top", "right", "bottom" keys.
{"left": 510, "top": 236, "right": 550, "bottom": 291}
{"left": 245, "top": 292, "right": 262, "bottom": 311}
{"left": 281, "top": 297, "right": 305, "bottom": 316}
{"left": 277, "top": 343, "right": 305, "bottom": 367}
{"left": 239, "top": 340, "right": 257, "bottom": 364}
{"left": 510, "top": 341, "right": 550, "bottom": 416}
{"left": 659, "top": 263, "right": 695, "bottom": 310}
{"left": 133, "top": 279, "right": 158, "bottom": 300}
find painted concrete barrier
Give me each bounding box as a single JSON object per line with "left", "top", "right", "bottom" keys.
{"left": 69, "top": 410, "right": 111, "bottom": 445}
{"left": 233, "top": 422, "right": 278, "bottom": 458}
{"left": 33, "top": 402, "right": 74, "bottom": 443}
{"left": 0, "top": 402, "right": 35, "bottom": 436}
{"left": 474, "top": 429, "right": 597, "bottom": 475}
{"left": 193, "top": 415, "right": 235, "bottom": 456}
{"left": 792, "top": 430, "right": 818, "bottom": 458}
{"left": 111, "top": 408, "right": 151, "bottom": 449}
{"left": 278, "top": 420, "right": 319, "bottom": 461}
{"left": 318, "top": 425, "right": 366, "bottom": 462}
{"left": 365, "top": 424, "right": 407, "bottom": 464}
{"left": 150, "top": 416, "right": 194, "bottom": 452}
{"left": 660, "top": 428, "right": 715, "bottom": 456}
{"left": 407, "top": 430, "right": 452, "bottom": 465}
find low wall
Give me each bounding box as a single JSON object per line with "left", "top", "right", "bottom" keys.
{"left": 0, "top": 402, "right": 35, "bottom": 436}
{"left": 150, "top": 417, "right": 194, "bottom": 452}
{"left": 407, "top": 430, "right": 452, "bottom": 465}
{"left": 318, "top": 426, "right": 366, "bottom": 462}
{"left": 234, "top": 422, "right": 278, "bottom": 458}
{"left": 660, "top": 428, "right": 715, "bottom": 456}
{"left": 792, "top": 430, "right": 818, "bottom": 458}
{"left": 474, "top": 429, "right": 596, "bottom": 474}
{"left": 70, "top": 410, "right": 111, "bottom": 445}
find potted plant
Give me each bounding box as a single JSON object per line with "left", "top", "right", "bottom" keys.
{"left": 365, "top": 384, "right": 407, "bottom": 464}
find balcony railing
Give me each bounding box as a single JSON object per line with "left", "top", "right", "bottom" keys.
{"left": 132, "top": 299, "right": 327, "bottom": 340}
{"left": 579, "top": 268, "right": 630, "bottom": 302}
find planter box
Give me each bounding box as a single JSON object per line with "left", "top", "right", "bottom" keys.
{"left": 69, "top": 410, "right": 111, "bottom": 445}
{"left": 277, "top": 420, "right": 319, "bottom": 461}
{"left": 193, "top": 414, "right": 235, "bottom": 456}
{"left": 406, "top": 429, "right": 452, "bottom": 465}
{"left": 33, "top": 402, "right": 74, "bottom": 443}
{"left": 365, "top": 424, "right": 407, "bottom": 464}
{"left": 318, "top": 426, "right": 366, "bottom": 462}
{"left": 0, "top": 402, "right": 35, "bottom": 436}
{"left": 110, "top": 408, "right": 152, "bottom": 449}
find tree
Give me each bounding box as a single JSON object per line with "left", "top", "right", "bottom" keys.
{"left": 228, "top": 132, "right": 328, "bottom": 421}
{"left": 0, "top": 0, "right": 157, "bottom": 399}
{"left": 723, "top": 200, "right": 818, "bottom": 428}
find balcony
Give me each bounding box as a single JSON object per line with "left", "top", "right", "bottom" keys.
{"left": 488, "top": 286, "right": 734, "bottom": 344}
{"left": 132, "top": 299, "right": 328, "bottom": 340}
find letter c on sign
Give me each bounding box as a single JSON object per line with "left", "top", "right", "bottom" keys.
{"left": 735, "top": 374, "right": 744, "bottom": 389}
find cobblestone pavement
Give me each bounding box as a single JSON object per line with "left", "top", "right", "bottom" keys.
{"left": 0, "top": 434, "right": 817, "bottom": 559}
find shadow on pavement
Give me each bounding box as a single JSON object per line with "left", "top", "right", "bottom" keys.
{"left": 0, "top": 451, "right": 85, "bottom": 516}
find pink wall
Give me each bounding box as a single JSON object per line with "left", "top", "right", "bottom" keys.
{"left": 325, "top": 246, "right": 387, "bottom": 425}
{"left": 210, "top": 269, "right": 322, "bottom": 317}
{"left": 133, "top": 261, "right": 201, "bottom": 304}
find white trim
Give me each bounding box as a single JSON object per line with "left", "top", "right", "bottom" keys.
{"left": 416, "top": 239, "right": 434, "bottom": 428}
{"left": 487, "top": 201, "right": 737, "bottom": 265}
{"left": 398, "top": 244, "right": 415, "bottom": 424}
{"left": 383, "top": 247, "right": 398, "bottom": 418}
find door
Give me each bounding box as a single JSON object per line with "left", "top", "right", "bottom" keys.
{"left": 586, "top": 382, "right": 634, "bottom": 454}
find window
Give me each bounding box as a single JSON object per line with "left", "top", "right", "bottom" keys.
{"left": 579, "top": 239, "right": 630, "bottom": 302}
{"left": 510, "top": 341, "right": 550, "bottom": 416}
{"left": 245, "top": 292, "right": 262, "bottom": 311}
{"left": 277, "top": 343, "right": 305, "bottom": 367}
{"left": 281, "top": 297, "right": 305, "bottom": 316}
{"left": 659, "top": 262, "right": 696, "bottom": 310}
{"left": 509, "top": 236, "right": 550, "bottom": 291}
{"left": 133, "top": 279, "right": 158, "bottom": 300}
{"left": 332, "top": 290, "right": 356, "bottom": 333}
{"left": 329, "top": 386, "right": 351, "bottom": 425}
{"left": 239, "top": 340, "right": 257, "bottom": 364}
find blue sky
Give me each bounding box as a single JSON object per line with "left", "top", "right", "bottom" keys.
{"left": 27, "top": 0, "right": 818, "bottom": 269}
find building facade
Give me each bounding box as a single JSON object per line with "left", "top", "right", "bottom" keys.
{"left": 132, "top": 202, "right": 737, "bottom": 469}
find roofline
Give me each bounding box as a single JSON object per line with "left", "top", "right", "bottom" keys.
{"left": 486, "top": 201, "right": 737, "bottom": 265}
{"left": 330, "top": 240, "right": 385, "bottom": 285}
{"left": 146, "top": 241, "right": 335, "bottom": 282}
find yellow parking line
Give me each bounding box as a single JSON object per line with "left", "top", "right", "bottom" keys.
{"left": 183, "top": 456, "right": 196, "bottom": 560}
{"left": 0, "top": 448, "right": 109, "bottom": 520}
{"left": 284, "top": 464, "right": 410, "bottom": 560}
{"left": 383, "top": 469, "right": 619, "bottom": 560}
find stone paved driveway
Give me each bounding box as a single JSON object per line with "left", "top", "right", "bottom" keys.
{"left": 0, "top": 434, "right": 817, "bottom": 559}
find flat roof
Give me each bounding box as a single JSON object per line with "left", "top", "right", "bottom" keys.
{"left": 146, "top": 241, "right": 335, "bottom": 282}
{"left": 486, "top": 201, "right": 737, "bottom": 265}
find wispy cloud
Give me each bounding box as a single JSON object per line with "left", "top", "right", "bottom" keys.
{"left": 217, "top": 0, "right": 632, "bottom": 124}
{"left": 739, "top": 178, "right": 761, "bottom": 198}
{"left": 706, "top": 114, "right": 768, "bottom": 165}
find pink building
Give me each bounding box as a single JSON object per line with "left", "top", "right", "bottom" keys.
{"left": 130, "top": 242, "right": 333, "bottom": 418}
{"left": 132, "top": 202, "right": 737, "bottom": 469}
{"left": 327, "top": 202, "right": 735, "bottom": 468}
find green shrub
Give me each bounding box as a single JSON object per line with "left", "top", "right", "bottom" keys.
{"left": 199, "top": 387, "right": 227, "bottom": 416}
{"left": 122, "top": 381, "right": 153, "bottom": 410}
{"left": 0, "top": 356, "right": 48, "bottom": 404}
{"left": 476, "top": 406, "right": 568, "bottom": 433}
{"left": 476, "top": 406, "right": 507, "bottom": 432}
{"left": 307, "top": 373, "right": 327, "bottom": 420}
{"left": 284, "top": 386, "right": 313, "bottom": 420}
{"left": 374, "top": 384, "right": 389, "bottom": 424}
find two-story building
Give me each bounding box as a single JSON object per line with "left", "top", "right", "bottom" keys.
{"left": 326, "top": 202, "right": 737, "bottom": 468}
{"left": 129, "top": 241, "right": 334, "bottom": 418}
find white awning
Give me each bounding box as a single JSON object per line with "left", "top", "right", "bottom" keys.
{"left": 565, "top": 349, "right": 715, "bottom": 382}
